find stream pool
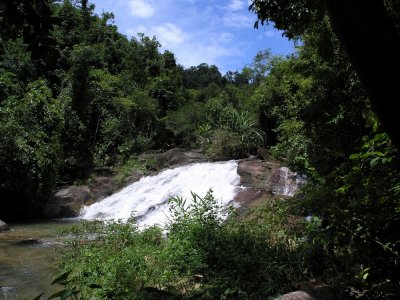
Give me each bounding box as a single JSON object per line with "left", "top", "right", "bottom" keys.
{"left": 0, "top": 220, "right": 77, "bottom": 299}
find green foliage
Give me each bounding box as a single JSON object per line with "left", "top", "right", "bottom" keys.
{"left": 250, "top": 0, "right": 324, "bottom": 39}
{"left": 249, "top": 3, "right": 400, "bottom": 298}
{"left": 164, "top": 102, "right": 206, "bottom": 146}
{"left": 205, "top": 129, "right": 243, "bottom": 160}
{"left": 0, "top": 80, "right": 64, "bottom": 218}
{"left": 0, "top": 38, "right": 35, "bottom": 85}
{"left": 301, "top": 129, "right": 400, "bottom": 298}
{"left": 165, "top": 191, "right": 309, "bottom": 298}
{"left": 57, "top": 191, "right": 311, "bottom": 299}
{"left": 202, "top": 106, "right": 264, "bottom": 159}
{"left": 250, "top": 18, "right": 368, "bottom": 175}
{"left": 269, "top": 119, "right": 309, "bottom": 172}
{"left": 0, "top": 0, "right": 266, "bottom": 220}
{"left": 182, "top": 63, "right": 225, "bottom": 89}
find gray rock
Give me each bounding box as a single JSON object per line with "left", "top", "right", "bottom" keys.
{"left": 44, "top": 186, "right": 91, "bottom": 218}
{"left": 269, "top": 167, "right": 307, "bottom": 196}
{"left": 278, "top": 291, "right": 315, "bottom": 300}
{"left": 237, "top": 158, "right": 266, "bottom": 186}
{"left": 138, "top": 148, "right": 206, "bottom": 170}
{"left": 237, "top": 158, "right": 305, "bottom": 196}
{"left": 167, "top": 149, "right": 206, "bottom": 166}
{"left": 0, "top": 220, "right": 9, "bottom": 232}
{"left": 89, "top": 176, "right": 116, "bottom": 200}
{"left": 124, "top": 170, "right": 146, "bottom": 185}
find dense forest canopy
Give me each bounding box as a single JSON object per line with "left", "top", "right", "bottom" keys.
{"left": 0, "top": 0, "right": 399, "bottom": 298}
{"left": 0, "top": 0, "right": 262, "bottom": 219}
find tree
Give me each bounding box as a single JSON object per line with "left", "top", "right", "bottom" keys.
{"left": 323, "top": 0, "right": 400, "bottom": 148}
{"left": 0, "top": 80, "right": 64, "bottom": 219}
{"left": 250, "top": 0, "right": 400, "bottom": 148}
{"left": 182, "top": 63, "right": 225, "bottom": 89}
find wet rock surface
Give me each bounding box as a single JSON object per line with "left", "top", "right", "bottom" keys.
{"left": 44, "top": 186, "right": 91, "bottom": 218}
{"left": 0, "top": 220, "right": 9, "bottom": 232}
{"left": 278, "top": 291, "right": 315, "bottom": 300}
{"left": 124, "top": 170, "right": 146, "bottom": 186}
{"left": 237, "top": 157, "right": 305, "bottom": 195}
{"left": 236, "top": 157, "right": 306, "bottom": 206}
{"left": 88, "top": 176, "right": 116, "bottom": 200}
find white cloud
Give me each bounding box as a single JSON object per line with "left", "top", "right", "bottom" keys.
{"left": 219, "top": 32, "right": 234, "bottom": 43}
{"left": 265, "top": 30, "right": 275, "bottom": 38}
{"left": 227, "top": 0, "right": 246, "bottom": 11}
{"left": 223, "top": 12, "right": 253, "bottom": 28}
{"left": 128, "top": 0, "right": 155, "bottom": 18}
{"left": 127, "top": 23, "right": 185, "bottom": 47}
{"left": 174, "top": 43, "right": 241, "bottom": 70}
{"left": 154, "top": 23, "right": 185, "bottom": 46}
{"left": 126, "top": 25, "right": 149, "bottom": 37}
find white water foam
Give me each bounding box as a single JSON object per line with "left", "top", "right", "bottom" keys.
{"left": 81, "top": 161, "right": 242, "bottom": 228}
{"left": 272, "top": 167, "right": 307, "bottom": 197}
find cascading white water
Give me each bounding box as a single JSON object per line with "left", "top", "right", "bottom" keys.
{"left": 273, "top": 167, "right": 307, "bottom": 197}
{"left": 81, "top": 161, "right": 242, "bottom": 228}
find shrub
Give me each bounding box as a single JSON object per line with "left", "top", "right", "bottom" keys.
{"left": 301, "top": 130, "right": 400, "bottom": 298}
{"left": 56, "top": 191, "right": 311, "bottom": 299}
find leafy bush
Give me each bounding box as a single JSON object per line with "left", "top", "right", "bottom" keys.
{"left": 301, "top": 129, "right": 400, "bottom": 298}
{"left": 269, "top": 119, "right": 310, "bottom": 172}
{"left": 57, "top": 191, "right": 311, "bottom": 299}
{"left": 205, "top": 129, "right": 243, "bottom": 160}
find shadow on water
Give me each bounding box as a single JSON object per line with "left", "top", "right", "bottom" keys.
{"left": 0, "top": 219, "right": 78, "bottom": 299}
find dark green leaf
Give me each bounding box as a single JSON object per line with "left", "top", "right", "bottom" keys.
{"left": 51, "top": 270, "right": 72, "bottom": 285}
{"left": 32, "top": 293, "right": 44, "bottom": 300}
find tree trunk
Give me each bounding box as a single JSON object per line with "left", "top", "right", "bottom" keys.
{"left": 324, "top": 0, "right": 400, "bottom": 148}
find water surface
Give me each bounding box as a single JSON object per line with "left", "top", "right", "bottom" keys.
{"left": 0, "top": 220, "right": 76, "bottom": 299}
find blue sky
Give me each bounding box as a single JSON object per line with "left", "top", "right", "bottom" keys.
{"left": 90, "top": 0, "right": 295, "bottom": 73}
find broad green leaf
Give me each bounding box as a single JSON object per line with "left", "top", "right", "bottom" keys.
{"left": 370, "top": 157, "right": 380, "bottom": 168}
{"left": 51, "top": 270, "right": 72, "bottom": 285}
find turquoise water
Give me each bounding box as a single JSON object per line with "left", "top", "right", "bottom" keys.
{"left": 0, "top": 220, "right": 76, "bottom": 299}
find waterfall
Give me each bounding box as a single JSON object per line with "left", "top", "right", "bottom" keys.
{"left": 272, "top": 167, "right": 306, "bottom": 196}
{"left": 81, "top": 161, "right": 242, "bottom": 228}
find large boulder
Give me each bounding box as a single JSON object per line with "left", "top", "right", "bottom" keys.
{"left": 237, "top": 158, "right": 281, "bottom": 188}
{"left": 44, "top": 186, "right": 91, "bottom": 218}
{"left": 278, "top": 287, "right": 347, "bottom": 300}
{"left": 139, "top": 148, "right": 207, "bottom": 170}
{"left": 164, "top": 148, "right": 206, "bottom": 166}
{"left": 89, "top": 176, "right": 116, "bottom": 201}
{"left": 0, "top": 220, "right": 9, "bottom": 232}
{"left": 278, "top": 291, "right": 315, "bottom": 300}
{"left": 124, "top": 170, "right": 146, "bottom": 186}
{"left": 237, "top": 158, "right": 306, "bottom": 196}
